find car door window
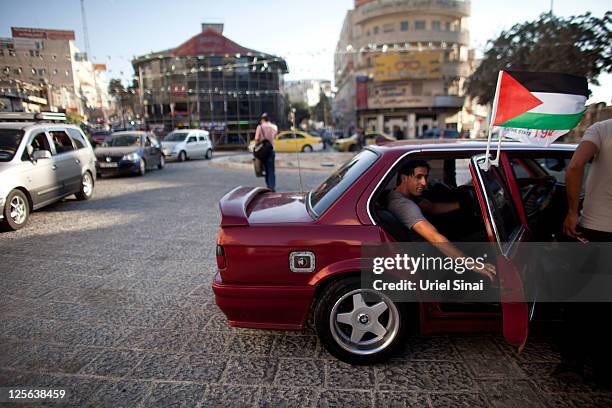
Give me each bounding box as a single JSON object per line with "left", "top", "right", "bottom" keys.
{"left": 473, "top": 158, "right": 522, "bottom": 248}
{"left": 187, "top": 136, "right": 196, "bottom": 144}
{"left": 66, "top": 128, "right": 86, "bottom": 149}
{"left": 198, "top": 136, "right": 205, "bottom": 142}
{"left": 21, "top": 131, "right": 51, "bottom": 160}
{"left": 144, "top": 136, "right": 151, "bottom": 147}
{"left": 49, "top": 130, "right": 75, "bottom": 154}
{"left": 149, "top": 135, "right": 160, "bottom": 148}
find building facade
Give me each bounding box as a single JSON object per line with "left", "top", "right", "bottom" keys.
{"left": 284, "top": 79, "right": 332, "bottom": 107}
{"left": 132, "top": 23, "right": 288, "bottom": 148}
{"left": 0, "top": 27, "right": 111, "bottom": 117}
{"left": 334, "top": 0, "right": 480, "bottom": 138}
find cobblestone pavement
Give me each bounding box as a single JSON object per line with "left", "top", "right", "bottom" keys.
{"left": 1, "top": 158, "right": 611, "bottom": 407}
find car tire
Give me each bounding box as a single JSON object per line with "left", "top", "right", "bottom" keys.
{"left": 158, "top": 155, "right": 165, "bottom": 169}
{"left": 1, "top": 189, "right": 30, "bottom": 231}
{"left": 205, "top": 149, "right": 213, "bottom": 160}
{"left": 138, "top": 158, "right": 146, "bottom": 176}
{"left": 178, "top": 151, "right": 186, "bottom": 162}
{"left": 302, "top": 145, "right": 313, "bottom": 153}
{"left": 314, "top": 276, "right": 409, "bottom": 365}
{"left": 75, "top": 171, "right": 94, "bottom": 201}
{"left": 348, "top": 144, "right": 358, "bottom": 152}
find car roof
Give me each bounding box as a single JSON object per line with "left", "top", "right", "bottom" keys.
{"left": 111, "top": 130, "right": 148, "bottom": 136}
{"left": 0, "top": 122, "right": 81, "bottom": 132}
{"left": 371, "top": 139, "right": 577, "bottom": 153}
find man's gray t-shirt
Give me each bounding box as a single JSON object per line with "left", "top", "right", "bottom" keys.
{"left": 386, "top": 191, "right": 426, "bottom": 229}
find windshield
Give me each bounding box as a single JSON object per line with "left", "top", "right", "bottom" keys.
{"left": 108, "top": 134, "right": 141, "bottom": 147}
{"left": 309, "top": 149, "right": 379, "bottom": 217}
{"left": 164, "top": 132, "right": 188, "bottom": 142}
{"left": 0, "top": 129, "right": 25, "bottom": 162}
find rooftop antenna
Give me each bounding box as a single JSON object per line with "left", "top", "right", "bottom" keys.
{"left": 80, "top": 0, "right": 91, "bottom": 58}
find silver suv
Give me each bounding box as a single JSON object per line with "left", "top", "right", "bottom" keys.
{"left": 0, "top": 113, "right": 97, "bottom": 231}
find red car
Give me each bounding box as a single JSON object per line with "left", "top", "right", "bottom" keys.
{"left": 213, "top": 141, "right": 576, "bottom": 364}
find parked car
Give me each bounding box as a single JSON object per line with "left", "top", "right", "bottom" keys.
{"left": 333, "top": 131, "right": 396, "bottom": 152}
{"left": 213, "top": 140, "right": 577, "bottom": 364}
{"left": 419, "top": 128, "right": 460, "bottom": 139}
{"left": 0, "top": 112, "right": 96, "bottom": 231}
{"left": 95, "top": 131, "right": 164, "bottom": 177}
{"left": 162, "top": 129, "right": 213, "bottom": 161}
{"left": 248, "top": 130, "right": 324, "bottom": 153}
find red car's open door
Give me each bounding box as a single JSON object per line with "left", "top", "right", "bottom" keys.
{"left": 470, "top": 154, "right": 530, "bottom": 351}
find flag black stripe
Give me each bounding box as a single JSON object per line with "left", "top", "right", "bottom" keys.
{"left": 506, "top": 70, "right": 588, "bottom": 97}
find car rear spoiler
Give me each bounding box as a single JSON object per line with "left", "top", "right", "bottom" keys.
{"left": 219, "top": 186, "right": 270, "bottom": 227}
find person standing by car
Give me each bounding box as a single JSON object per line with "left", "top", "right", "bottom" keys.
{"left": 254, "top": 113, "right": 277, "bottom": 191}
{"left": 356, "top": 127, "right": 366, "bottom": 150}
{"left": 560, "top": 118, "right": 612, "bottom": 387}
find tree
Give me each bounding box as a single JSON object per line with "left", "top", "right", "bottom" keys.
{"left": 465, "top": 12, "right": 611, "bottom": 105}
{"left": 313, "top": 89, "right": 332, "bottom": 125}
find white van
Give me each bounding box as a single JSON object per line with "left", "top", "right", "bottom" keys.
{"left": 161, "top": 129, "right": 213, "bottom": 161}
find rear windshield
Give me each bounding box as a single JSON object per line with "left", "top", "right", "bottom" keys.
{"left": 309, "top": 149, "right": 378, "bottom": 217}
{"left": 0, "top": 128, "right": 25, "bottom": 162}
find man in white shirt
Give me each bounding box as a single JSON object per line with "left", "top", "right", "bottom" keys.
{"left": 559, "top": 118, "right": 612, "bottom": 387}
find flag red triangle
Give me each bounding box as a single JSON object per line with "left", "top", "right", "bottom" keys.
{"left": 493, "top": 71, "right": 544, "bottom": 125}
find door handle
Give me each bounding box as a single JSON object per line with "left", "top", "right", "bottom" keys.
{"left": 75, "top": 159, "right": 80, "bottom": 164}
{"left": 51, "top": 164, "right": 57, "bottom": 170}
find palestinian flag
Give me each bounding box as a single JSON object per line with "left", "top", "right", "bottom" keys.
{"left": 492, "top": 70, "right": 588, "bottom": 130}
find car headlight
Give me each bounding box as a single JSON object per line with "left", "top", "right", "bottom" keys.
{"left": 122, "top": 152, "right": 140, "bottom": 161}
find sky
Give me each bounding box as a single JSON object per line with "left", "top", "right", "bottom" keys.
{"left": 1, "top": 0, "right": 610, "bottom": 104}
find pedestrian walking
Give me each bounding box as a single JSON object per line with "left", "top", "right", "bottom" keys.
{"left": 356, "top": 127, "right": 366, "bottom": 149}
{"left": 254, "top": 113, "right": 277, "bottom": 191}
{"left": 557, "top": 118, "right": 612, "bottom": 388}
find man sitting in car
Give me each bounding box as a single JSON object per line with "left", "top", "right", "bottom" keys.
{"left": 386, "top": 159, "right": 496, "bottom": 281}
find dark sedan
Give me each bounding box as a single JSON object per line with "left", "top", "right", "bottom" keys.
{"left": 95, "top": 131, "right": 165, "bottom": 177}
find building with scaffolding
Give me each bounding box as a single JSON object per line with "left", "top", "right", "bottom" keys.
{"left": 132, "top": 23, "right": 288, "bottom": 148}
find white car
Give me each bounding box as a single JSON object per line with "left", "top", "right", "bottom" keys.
{"left": 0, "top": 113, "right": 97, "bottom": 231}
{"left": 162, "top": 129, "right": 213, "bottom": 161}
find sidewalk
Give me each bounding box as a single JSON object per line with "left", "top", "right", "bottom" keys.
{"left": 210, "top": 151, "right": 355, "bottom": 172}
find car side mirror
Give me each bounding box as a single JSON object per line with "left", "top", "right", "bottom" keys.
{"left": 32, "top": 150, "right": 52, "bottom": 160}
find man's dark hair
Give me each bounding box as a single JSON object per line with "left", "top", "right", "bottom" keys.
{"left": 399, "top": 159, "right": 430, "bottom": 177}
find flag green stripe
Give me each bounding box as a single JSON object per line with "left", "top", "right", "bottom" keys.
{"left": 498, "top": 110, "right": 585, "bottom": 130}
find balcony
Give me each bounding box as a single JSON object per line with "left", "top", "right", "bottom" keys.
{"left": 354, "top": 0, "right": 470, "bottom": 25}
{"left": 355, "top": 29, "right": 470, "bottom": 48}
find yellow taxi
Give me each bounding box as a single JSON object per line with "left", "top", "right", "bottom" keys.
{"left": 333, "top": 131, "right": 396, "bottom": 152}
{"left": 249, "top": 130, "right": 324, "bottom": 153}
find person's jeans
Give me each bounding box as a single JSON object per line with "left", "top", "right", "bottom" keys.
{"left": 263, "top": 150, "right": 276, "bottom": 191}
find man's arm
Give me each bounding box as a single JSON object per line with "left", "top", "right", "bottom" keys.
{"left": 418, "top": 199, "right": 460, "bottom": 215}
{"left": 412, "top": 220, "right": 496, "bottom": 281}
{"left": 254, "top": 125, "right": 262, "bottom": 143}
{"left": 563, "top": 141, "right": 598, "bottom": 237}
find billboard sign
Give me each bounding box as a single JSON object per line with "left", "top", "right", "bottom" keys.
{"left": 368, "top": 84, "right": 429, "bottom": 109}
{"left": 372, "top": 52, "right": 442, "bottom": 81}
{"left": 11, "top": 27, "right": 75, "bottom": 41}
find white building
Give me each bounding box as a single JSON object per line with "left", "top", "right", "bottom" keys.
{"left": 284, "top": 79, "right": 332, "bottom": 107}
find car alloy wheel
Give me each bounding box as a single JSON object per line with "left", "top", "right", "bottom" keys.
{"left": 315, "top": 276, "right": 408, "bottom": 364}
{"left": 302, "top": 145, "right": 313, "bottom": 153}
{"left": 205, "top": 149, "right": 213, "bottom": 159}
{"left": 158, "top": 155, "right": 165, "bottom": 169}
{"left": 10, "top": 194, "right": 28, "bottom": 225}
{"left": 1, "top": 189, "right": 30, "bottom": 231}
{"left": 330, "top": 289, "right": 400, "bottom": 355}
{"left": 138, "top": 158, "right": 146, "bottom": 176}
{"left": 76, "top": 172, "right": 94, "bottom": 200}
{"left": 178, "top": 151, "right": 186, "bottom": 162}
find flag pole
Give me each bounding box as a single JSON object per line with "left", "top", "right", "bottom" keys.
{"left": 484, "top": 70, "right": 503, "bottom": 170}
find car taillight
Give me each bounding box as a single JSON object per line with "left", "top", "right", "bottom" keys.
{"left": 216, "top": 245, "right": 226, "bottom": 269}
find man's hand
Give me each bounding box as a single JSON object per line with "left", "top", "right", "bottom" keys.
{"left": 563, "top": 212, "right": 581, "bottom": 238}
{"left": 472, "top": 262, "right": 496, "bottom": 282}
